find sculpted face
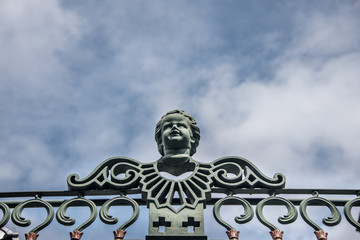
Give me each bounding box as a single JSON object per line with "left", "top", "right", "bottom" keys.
{"left": 161, "top": 113, "right": 193, "bottom": 152}
{"left": 155, "top": 110, "right": 200, "bottom": 174}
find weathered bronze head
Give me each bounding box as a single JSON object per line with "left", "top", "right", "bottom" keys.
{"left": 155, "top": 110, "right": 200, "bottom": 156}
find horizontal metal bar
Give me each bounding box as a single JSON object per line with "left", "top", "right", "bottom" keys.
{"left": 0, "top": 189, "right": 142, "bottom": 198}
{"left": 0, "top": 188, "right": 359, "bottom": 199}
{"left": 1, "top": 198, "right": 354, "bottom": 208}
{"left": 211, "top": 188, "right": 360, "bottom": 195}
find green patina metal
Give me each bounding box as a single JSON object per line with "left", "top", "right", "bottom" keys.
{"left": 56, "top": 197, "right": 97, "bottom": 232}
{"left": 99, "top": 196, "right": 139, "bottom": 231}
{"left": 66, "top": 110, "right": 285, "bottom": 239}
{"left": 11, "top": 196, "right": 54, "bottom": 234}
{"left": 299, "top": 194, "right": 342, "bottom": 231}
{"left": 344, "top": 197, "right": 360, "bottom": 230}
{"left": 0, "top": 110, "right": 359, "bottom": 240}
{"left": 255, "top": 196, "right": 298, "bottom": 231}
{"left": 213, "top": 196, "right": 254, "bottom": 230}
{"left": 0, "top": 202, "right": 10, "bottom": 229}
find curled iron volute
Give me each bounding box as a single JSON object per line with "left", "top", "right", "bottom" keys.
{"left": 11, "top": 198, "right": 54, "bottom": 234}
{"left": 256, "top": 196, "right": 298, "bottom": 231}
{"left": 344, "top": 197, "right": 360, "bottom": 230}
{"left": 99, "top": 196, "right": 140, "bottom": 231}
{"left": 0, "top": 202, "right": 10, "bottom": 228}
{"left": 213, "top": 196, "right": 254, "bottom": 231}
{"left": 56, "top": 197, "right": 97, "bottom": 232}
{"left": 299, "top": 196, "right": 341, "bottom": 231}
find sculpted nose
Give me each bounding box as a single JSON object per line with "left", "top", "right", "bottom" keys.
{"left": 171, "top": 124, "right": 179, "bottom": 131}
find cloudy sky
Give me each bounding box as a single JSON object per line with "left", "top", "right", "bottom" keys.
{"left": 1, "top": 0, "right": 360, "bottom": 239}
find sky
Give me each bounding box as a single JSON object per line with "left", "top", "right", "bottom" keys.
{"left": 1, "top": 0, "right": 360, "bottom": 239}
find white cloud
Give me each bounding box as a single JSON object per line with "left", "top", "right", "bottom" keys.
{"left": 0, "top": 0, "right": 80, "bottom": 87}
{"left": 289, "top": 3, "right": 360, "bottom": 57}
{"left": 194, "top": 3, "right": 360, "bottom": 191}
{"left": 0, "top": 0, "right": 359, "bottom": 239}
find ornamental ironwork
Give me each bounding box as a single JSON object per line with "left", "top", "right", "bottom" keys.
{"left": 0, "top": 110, "right": 359, "bottom": 240}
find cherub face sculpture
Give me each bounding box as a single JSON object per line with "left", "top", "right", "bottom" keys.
{"left": 155, "top": 110, "right": 200, "bottom": 157}
{"left": 161, "top": 113, "right": 193, "bottom": 152}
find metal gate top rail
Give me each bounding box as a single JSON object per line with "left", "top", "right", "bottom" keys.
{"left": 1, "top": 110, "right": 359, "bottom": 240}
{"left": 1, "top": 188, "right": 359, "bottom": 198}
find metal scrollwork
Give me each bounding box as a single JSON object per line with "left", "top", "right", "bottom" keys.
{"left": 140, "top": 162, "right": 212, "bottom": 212}
{"left": 56, "top": 197, "right": 97, "bottom": 232}
{"left": 11, "top": 197, "right": 54, "bottom": 233}
{"left": 256, "top": 196, "right": 298, "bottom": 231}
{"left": 0, "top": 202, "right": 10, "bottom": 228}
{"left": 67, "top": 157, "right": 142, "bottom": 191}
{"left": 300, "top": 196, "right": 341, "bottom": 231}
{"left": 344, "top": 197, "right": 360, "bottom": 229}
{"left": 99, "top": 196, "right": 139, "bottom": 230}
{"left": 213, "top": 196, "right": 254, "bottom": 231}
{"left": 211, "top": 157, "right": 286, "bottom": 189}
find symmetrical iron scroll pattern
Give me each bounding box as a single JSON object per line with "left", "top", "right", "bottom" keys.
{"left": 1, "top": 193, "right": 360, "bottom": 239}
{"left": 212, "top": 195, "right": 358, "bottom": 240}
{"left": 140, "top": 161, "right": 212, "bottom": 212}
{"left": 1, "top": 196, "right": 140, "bottom": 240}
{"left": 1, "top": 156, "right": 359, "bottom": 239}
{"left": 67, "top": 156, "right": 285, "bottom": 211}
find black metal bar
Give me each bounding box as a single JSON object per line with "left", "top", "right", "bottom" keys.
{"left": 1, "top": 198, "right": 353, "bottom": 208}
{"left": 211, "top": 188, "right": 360, "bottom": 195}
{"left": 0, "top": 188, "right": 359, "bottom": 198}
{"left": 0, "top": 189, "right": 142, "bottom": 198}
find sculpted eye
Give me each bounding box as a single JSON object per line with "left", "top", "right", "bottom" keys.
{"left": 178, "top": 123, "right": 187, "bottom": 128}
{"left": 163, "top": 123, "right": 171, "bottom": 129}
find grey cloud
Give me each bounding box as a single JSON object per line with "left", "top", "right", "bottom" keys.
{"left": 1, "top": 0, "right": 360, "bottom": 239}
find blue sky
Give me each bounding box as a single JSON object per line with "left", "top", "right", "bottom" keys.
{"left": 1, "top": 0, "right": 360, "bottom": 239}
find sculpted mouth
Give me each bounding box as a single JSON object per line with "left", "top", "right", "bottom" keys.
{"left": 170, "top": 130, "right": 181, "bottom": 136}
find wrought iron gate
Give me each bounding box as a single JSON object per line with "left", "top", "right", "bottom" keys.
{"left": 1, "top": 110, "right": 359, "bottom": 240}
